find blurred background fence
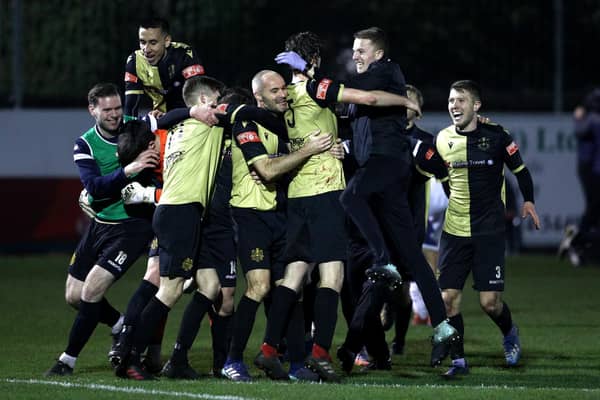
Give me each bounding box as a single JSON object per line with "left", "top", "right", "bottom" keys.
{"left": 1, "top": 0, "right": 600, "bottom": 111}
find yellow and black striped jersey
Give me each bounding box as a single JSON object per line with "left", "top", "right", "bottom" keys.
{"left": 436, "top": 122, "right": 525, "bottom": 237}
{"left": 284, "top": 78, "right": 346, "bottom": 198}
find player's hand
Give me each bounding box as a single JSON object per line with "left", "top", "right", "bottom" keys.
{"left": 190, "top": 104, "right": 219, "bottom": 126}
{"left": 148, "top": 109, "right": 165, "bottom": 119}
{"left": 406, "top": 99, "right": 422, "bottom": 118}
{"left": 121, "top": 182, "right": 157, "bottom": 204}
{"left": 274, "top": 51, "right": 308, "bottom": 71}
{"left": 78, "top": 188, "right": 96, "bottom": 219}
{"left": 521, "top": 201, "right": 540, "bottom": 230}
{"left": 123, "top": 148, "right": 159, "bottom": 178}
{"left": 300, "top": 130, "right": 333, "bottom": 156}
{"left": 330, "top": 138, "right": 345, "bottom": 160}
{"left": 249, "top": 170, "right": 264, "bottom": 186}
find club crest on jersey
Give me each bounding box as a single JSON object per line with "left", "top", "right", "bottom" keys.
{"left": 477, "top": 137, "right": 490, "bottom": 150}
{"left": 316, "top": 79, "right": 332, "bottom": 100}
{"left": 181, "top": 257, "right": 193, "bottom": 272}
{"left": 506, "top": 141, "right": 519, "bottom": 155}
{"left": 237, "top": 131, "right": 261, "bottom": 145}
{"left": 250, "top": 248, "right": 264, "bottom": 262}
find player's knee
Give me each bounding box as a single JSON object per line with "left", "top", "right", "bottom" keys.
{"left": 320, "top": 277, "right": 343, "bottom": 293}
{"left": 143, "top": 259, "right": 160, "bottom": 285}
{"left": 156, "top": 280, "right": 184, "bottom": 307}
{"left": 480, "top": 298, "right": 502, "bottom": 316}
{"left": 246, "top": 280, "right": 271, "bottom": 302}
{"left": 218, "top": 293, "right": 235, "bottom": 316}
{"left": 442, "top": 290, "right": 461, "bottom": 315}
{"left": 64, "top": 291, "right": 80, "bottom": 308}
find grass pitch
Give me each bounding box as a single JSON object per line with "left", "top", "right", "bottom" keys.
{"left": 1, "top": 253, "right": 599, "bottom": 399}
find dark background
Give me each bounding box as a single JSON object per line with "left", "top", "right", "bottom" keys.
{"left": 1, "top": 0, "right": 599, "bottom": 111}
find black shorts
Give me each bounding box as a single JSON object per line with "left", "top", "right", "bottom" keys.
{"left": 198, "top": 188, "right": 237, "bottom": 288}
{"left": 285, "top": 190, "right": 347, "bottom": 264}
{"left": 232, "top": 207, "right": 286, "bottom": 281}
{"left": 438, "top": 231, "right": 506, "bottom": 292}
{"left": 69, "top": 218, "right": 153, "bottom": 280}
{"left": 153, "top": 203, "right": 204, "bottom": 279}
{"left": 148, "top": 237, "right": 159, "bottom": 257}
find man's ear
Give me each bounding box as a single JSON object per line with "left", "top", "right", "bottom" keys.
{"left": 164, "top": 34, "right": 172, "bottom": 48}
{"left": 375, "top": 49, "right": 384, "bottom": 61}
{"left": 474, "top": 101, "right": 482, "bottom": 112}
{"left": 88, "top": 104, "right": 96, "bottom": 117}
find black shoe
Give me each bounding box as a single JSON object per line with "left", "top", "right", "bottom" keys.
{"left": 359, "top": 357, "right": 392, "bottom": 373}
{"left": 254, "top": 351, "right": 289, "bottom": 380}
{"left": 305, "top": 355, "right": 341, "bottom": 383}
{"left": 336, "top": 346, "right": 356, "bottom": 374}
{"left": 125, "top": 362, "right": 157, "bottom": 381}
{"left": 108, "top": 325, "right": 134, "bottom": 370}
{"left": 45, "top": 360, "right": 73, "bottom": 377}
{"left": 161, "top": 359, "right": 200, "bottom": 380}
{"left": 391, "top": 341, "right": 404, "bottom": 355}
{"left": 288, "top": 366, "right": 320, "bottom": 382}
{"left": 141, "top": 355, "right": 163, "bottom": 375}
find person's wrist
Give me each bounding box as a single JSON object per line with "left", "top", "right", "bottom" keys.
{"left": 302, "top": 63, "right": 313, "bottom": 76}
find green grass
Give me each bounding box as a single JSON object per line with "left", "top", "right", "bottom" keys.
{"left": 1, "top": 253, "right": 599, "bottom": 399}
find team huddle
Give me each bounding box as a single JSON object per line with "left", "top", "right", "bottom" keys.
{"left": 45, "top": 17, "right": 540, "bottom": 383}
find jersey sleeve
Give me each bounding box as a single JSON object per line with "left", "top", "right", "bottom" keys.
{"left": 228, "top": 104, "right": 287, "bottom": 138}
{"left": 232, "top": 120, "right": 269, "bottom": 166}
{"left": 414, "top": 140, "right": 448, "bottom": 180}
{"left": 124, "top": 53, "right": 144, "bottom": 118}
{"left": 180, "top": 46, "right": 205, "bottom": 80}
{"left": 306, "top": 77, "right": 344, "bottom": 108}
{"left": 73, "top": 137, "right": 128, "bottom": 199}
{"left": 501, "top": 129, "right": 526, "bottom": 173}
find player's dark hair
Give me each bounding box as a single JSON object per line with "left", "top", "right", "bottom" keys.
{"left": 219, "top": 86, "right": 254, "bottom": 106}
{"left": 406, "top": 84, "right": 424, "bottom": 108}
{"left": 451, "top": 80, "right": 482, "bottom": 102}
{"left": 182, "top": 76, "right": 226, "bottom": 107}
{"left": 87, "top": 83, "right": 120, "bottom": 107}
{"left": 140, "top": 17, "right": 170, "bottom": 35}
{"left": 354, "top": 27, "right": 388, "bottom": 55}
{"left": 284, "top": 31, "right": 322, "bottom": 69}
{"left": 117, "top": 120, "right": 155, "bottom": 167}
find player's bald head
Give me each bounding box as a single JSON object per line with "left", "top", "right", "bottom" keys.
{"left": 252, "top": 70, "right": 284, "bottom": 94}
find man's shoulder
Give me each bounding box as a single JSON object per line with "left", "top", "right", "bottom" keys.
{"left": 436, "top": 125, "right": 456, "bottom": 139}
{"left": 167, "top": 42, "right": 196, "bottom": 59}
{"left": 78, "top": 126, "right": 98, "bottom": 143}
{"left": 126, "top": 50, "right": 142, "bottom": 65}
{"left": 170, "top": 41, "right": 193, "bottom": 50}
{"left": 479, "top": 121, "right": 510, "bottom": 137}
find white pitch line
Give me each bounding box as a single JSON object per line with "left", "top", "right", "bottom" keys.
{"left": 5, "top": 378, "right": 600, "bottom": 396}
{"left": 3, "top": 379, "right": 262, "bottom": 400}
